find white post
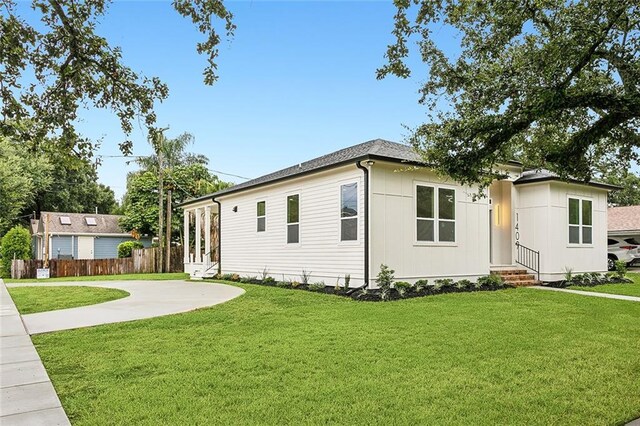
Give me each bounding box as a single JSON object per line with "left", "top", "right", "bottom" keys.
{"left": 183, "top": 210, "right": 190, "bottom": 264}
{"left": 195, "top": 207, "right": 202, "bottom": 263}
{"left": 204, "top": 205, "right": 211, "bottom": 263}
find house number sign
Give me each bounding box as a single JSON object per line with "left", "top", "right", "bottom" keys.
{"left": 514, "top": 213, "right": 520, "bottom": 246}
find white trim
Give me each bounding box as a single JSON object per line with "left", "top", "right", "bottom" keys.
{"left": 413, "top": 181, "right": 458, "bottom": 246}
{"left": 256, "top": 199, "right": 267, "bottom": 233}
{"left": 285, "top": 192, "right": 300, "bottom": 245}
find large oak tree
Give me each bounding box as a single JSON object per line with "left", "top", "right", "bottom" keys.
{"left": 379, "top": 0, "right": 639, "bottom": 188}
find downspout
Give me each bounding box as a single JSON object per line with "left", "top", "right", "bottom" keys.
{"left": 354, "top": 161, "right": 370, "bottom": 292}
{"left": 212, "top": 198, "right": 222, "bottom": 276}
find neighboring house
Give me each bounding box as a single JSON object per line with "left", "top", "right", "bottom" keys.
{"left": 31, "top": 212, "right": 151, "bottom": 260}
{"left": 179, "top": 139, "right": 616, "bottom": 286}
{"left": 608, "top": 205, "right": 640, "bottom": 240}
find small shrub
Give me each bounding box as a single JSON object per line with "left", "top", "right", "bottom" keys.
{"left": 343, "top": 274, "right": 351, "bottom": 291}
{"left": 259, "top": 267, "right": 269, "bottom": 281}
{"left": 433, "top": 278, "right": 454, "bottom": 291}
{"left": 230, "top": 273, "right": 241, "bottom": 282}
{"left": 414, "top": 279, "right": 429, "bottom": 292}
{"left": 0, "top": 226, "right": 32, "bottom": 277}
{"left": 394, "top": 281, "right": 412, "bottom": 297}
{"left": 376, "top": 264, "right": 395, "bottom": 300}
{"left": 477, "top": 274, "right": 504, "bottom": 289}
{"left": 291, "top": 281, "right": 301, "bottom": 289}
{"left": 117, "top": 240, "right": 144, "bottom": 258}
{"left": 605, "top": 272, "right": 618, "bottom": 283}
{"left": 614, "top": 260, "right": 627, "bottom": 280}
{"left": 570, "top": 274, "right": 585, "bottom": 286}
{"left": 276, "top": 281, "right": 291, "bottom": 288}
{"left": 263, "top": 276, "right": 276, "bottom": 285}
{"left": 563, "top": 267, "right": 573, "bottom": 283}
{"left": 300, "top": 269, "right": 312, "bottom": 285}
{"left": 220, "top": 273, "right": 234, "bottom": 281}
{"left": 456, "top": 279, "right": 473, "bottom": 290}
{"left": 308, "top": 281, "right": 325, "bottom": 292}
{"left": 240, "top": 275, "right": 257, "bottom": 284}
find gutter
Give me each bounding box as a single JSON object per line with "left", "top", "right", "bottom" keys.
{"left": 212, "top": 197, "right": 222, "bottom": 276}
{"left": 354, "top": 161, "right": 370, "bottom": 291}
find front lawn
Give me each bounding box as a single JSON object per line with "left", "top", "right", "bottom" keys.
{"left": 33, "top": 284, "right": 640, "bottom": 425}
{"left": 4, "top": 272, "right": 189, "bottom": 284}
{"left": 570, "top": 273, "right": 640, "bottom": 298}
{"left": 8, "top": 286, "right": 130, "bottom": 314}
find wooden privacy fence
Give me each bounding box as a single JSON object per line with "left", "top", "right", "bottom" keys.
{"left": 11, "top": 246, "right": 184, "bottom": 279}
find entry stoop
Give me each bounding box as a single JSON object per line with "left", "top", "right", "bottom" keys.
{"left": 490, "top": 268, "right": 541, "bottom": 287}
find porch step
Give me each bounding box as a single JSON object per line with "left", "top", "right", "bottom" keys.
{"left": 490, "top": 268, "right": 541, "bottom": 287}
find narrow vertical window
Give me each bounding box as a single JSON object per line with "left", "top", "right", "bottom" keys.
{"left": 438, "top": 188, "right": 455, "bottom": 242}
{"left": 416, "top": 185, "right": 435, "bottom": 242}
{"left": 340, "top": 183, "right": 358, "bottom": 241}
{"left": 287, "top": 194, "right": 299, "bottom": 244}
{"left": 257, "top": 201, "right": 266, "bottom": 232}
{"left": 581, "top": 199, "right": 592, "bottom": 244}
{"left": 568, "top": 198, "right": 580, "bottom": 244}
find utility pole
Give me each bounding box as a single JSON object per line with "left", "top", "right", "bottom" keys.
{"left": 165, "top": 189, "right": 172, "bottom": 272}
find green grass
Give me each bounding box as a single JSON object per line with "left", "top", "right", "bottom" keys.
{"left": 570, "top": 272, "right": 640, "bottom": 298}
{"left": 8, "top": 286, "right": 130, "bottom": 314}
{"left": 4, "top": 272, "right": 189, "bottom": 284}
{"left": 32, "top": 283, "right": 640, "bottom": 425}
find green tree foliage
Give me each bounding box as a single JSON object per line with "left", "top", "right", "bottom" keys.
{"left": 120, "top": 164, "right": 230, "bottom": 239}
{"left": 0, "top": 137, "right": 52, "bottom": 235}
{"left": 117, "top": 241, "right": 144, "bottom": 258}
{"left": 604, "top": 172, "right": 640, "bottom": 206}
{"left": 0, "top": 226, "right": 32, "bottom": 277}
{"left": 379, "top": 0, "right": 639, "bottom": 189}
{"left": 1, "top": 0, "right": 234, "bottom": 154}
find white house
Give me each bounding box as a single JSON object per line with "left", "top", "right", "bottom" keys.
{"left": 179, "top": 139, "right": 615, "bottom": 286}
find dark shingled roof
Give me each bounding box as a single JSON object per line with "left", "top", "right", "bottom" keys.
{"left": 180, "top": 139, "right": 422, "bottom": 205}
{"left": 514, "top": 169, "right": 619, "bottom": 190}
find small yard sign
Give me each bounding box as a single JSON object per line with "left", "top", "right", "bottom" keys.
{"left": 36, "top": 268, "right": 50, "bottom": 279}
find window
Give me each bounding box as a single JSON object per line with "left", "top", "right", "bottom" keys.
{"left": 340, "top": 183, "right": 358, "bottom": 241}
{"left": 257, "top": 201, "right": 266, "bottom": 232}
{"left": 287, "top": 194, "right": 299, "bottom": 244}
{"left": 85, "top": 217, "right": 97, "bottom": 226}
{"left": 416, "top": 184, "right": 455, "bottom": 243}
{"left": 59, "top": 216, "right": 71, "bottom": 225}
{"left": 569, "top": 197, "right": 592, "bottom": 244}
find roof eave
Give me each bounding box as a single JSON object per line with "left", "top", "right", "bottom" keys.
{"left": 513, "top": 176, "right": 620, "bottom": 191}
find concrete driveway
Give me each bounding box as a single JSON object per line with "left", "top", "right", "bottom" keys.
{"left": 5, "top": 280, "right": 244, "bottom": 335}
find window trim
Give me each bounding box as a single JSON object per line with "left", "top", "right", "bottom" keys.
{"left": 414, "top": 182, "right": 458, "bottom": 246}
{"left": 256, "top": 200, "right": 266, "bottom": 233}
{"left": 567, "top": 195, "right": 593, "bottom": 247}
{"left": 286, "top": 193, "right": 300, "bottom": 245}
{"left": 338, "top": 181, "right": 359, "bottom": 244}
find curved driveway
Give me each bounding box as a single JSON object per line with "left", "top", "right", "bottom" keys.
{"left": 6, "top": 280, "right": 244, "bottom": 335}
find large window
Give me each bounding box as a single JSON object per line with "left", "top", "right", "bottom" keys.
{"left": 416, "top": 185, "right": 456, "bottom": 243}
{"left": 569, "top": 197, "right": 592, "bottom": 244}
{"left": 287, "top": 194, "right": 299, "bottom": 244}
{"left": 257, "top": 201, "right": 266, "bottom": 232}
{"left": 340, "top": 183, "right": 358, "bottom": 241}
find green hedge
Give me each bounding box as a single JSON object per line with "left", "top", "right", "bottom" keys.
{"left": 1, "top": 226, "right": 32, "bottom": 278}
{"left": 117, "top": 241, "right": 144, "bottom": 258}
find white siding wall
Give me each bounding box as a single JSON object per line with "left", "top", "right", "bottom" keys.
{"left": 514, "top": 182, "right": 608, "bottom": 280}
{"left": 369, "top": 163, "right": 490, "bottom": 285}
{"left": 219, "top": 165, "right": 365, "bottom": 286}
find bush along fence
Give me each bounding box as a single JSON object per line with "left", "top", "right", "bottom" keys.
{"left": 544, "top": 261, "right": 632, "bottom": 288}
{"left": 211, "top": 264, "right": 508, "bottom": 302}
{"left": 10, "top": 246, "right": 183, "bottom": 279}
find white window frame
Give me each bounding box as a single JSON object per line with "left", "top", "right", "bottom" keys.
{"left": 286, "top": 193, "right": 300, "bottom": 245}
{"left": 256, "top": 200, "right": 266, "bottom": 233}
{"left": 414, "top": 182, "right": 457, "bottom": 246}
{"left": 567, "top": 196, "right": 593, "bottom": 246}
{"left": 338, "top": 181, "right": 359, "bottom": 243}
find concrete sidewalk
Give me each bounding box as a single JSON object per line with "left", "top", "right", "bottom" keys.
{"left": 532, "top": 285, "right": 640, "bottom": 302}
{"left": 7, "top": 280, "right": 244, "bottom": 334}
{"left": 0, "top": 279, "right": 70, "bottom": 425}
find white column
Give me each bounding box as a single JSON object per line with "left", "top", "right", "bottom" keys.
{"left": 183, "top": 210, "right": 190, "bottom": 263}
{"left": 204, "top": 205, "right": 211, "bottom": 263}
{"left": 195, "top": 207, "right": 202, "bottom": 263}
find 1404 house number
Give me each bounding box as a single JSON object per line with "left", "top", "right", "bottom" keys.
{"left": 515, "top": 213, "right": 520, "bottom": 245}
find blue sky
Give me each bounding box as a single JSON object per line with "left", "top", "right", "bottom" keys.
{"left": 59, "top": 0, "right": 448, "bottom": 199}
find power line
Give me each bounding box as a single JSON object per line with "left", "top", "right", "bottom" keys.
{"left": 208, "top": 169, "right": 253, "bottom": 181}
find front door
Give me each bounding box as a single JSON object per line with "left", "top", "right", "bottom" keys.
{"left": 77, "top": 236, "right": 94, "bottom": 259}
